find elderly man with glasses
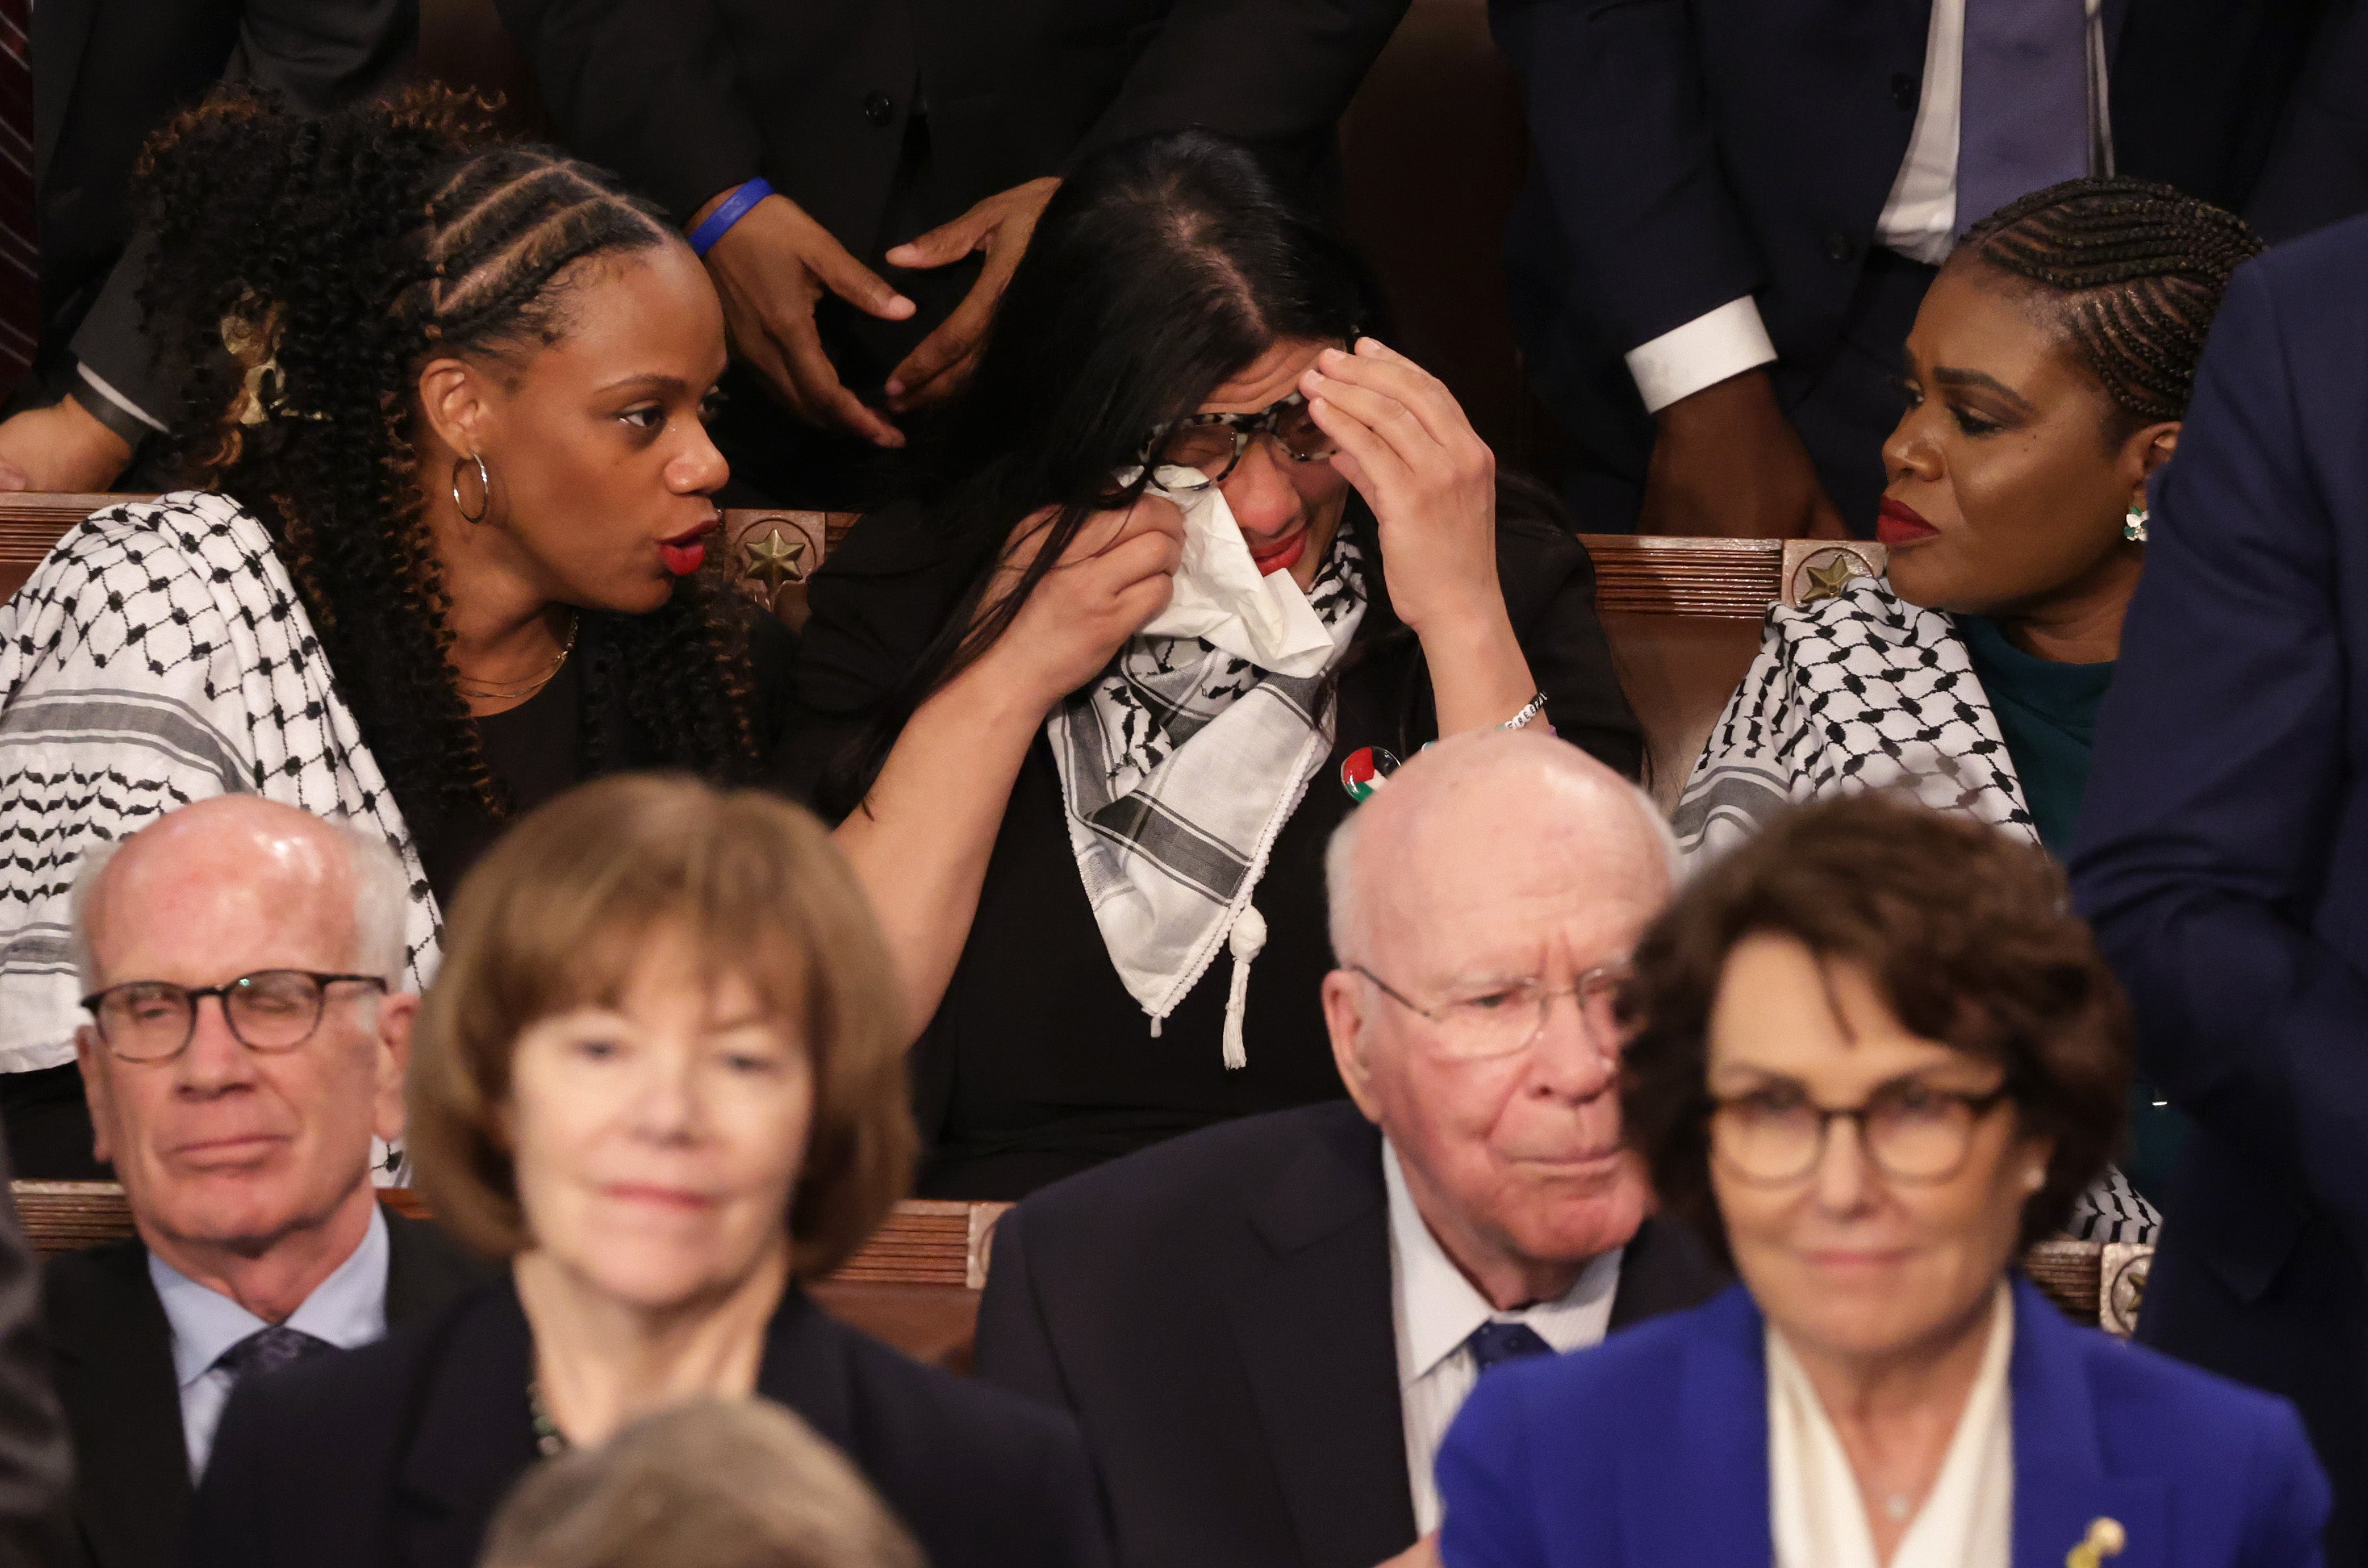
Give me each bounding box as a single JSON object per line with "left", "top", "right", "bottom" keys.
{"left": 42, "top": 797, "right": 479, "bottom": 1568}
{"left": 973, "top": 730, "right": 1726, "bottom": 1568}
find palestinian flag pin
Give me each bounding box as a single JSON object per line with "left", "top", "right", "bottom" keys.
{"left": 1341, "top": 746, "right": 1400, "bottom": 803}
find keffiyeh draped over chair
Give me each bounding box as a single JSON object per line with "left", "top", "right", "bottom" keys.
{"left": 1671, "top": 573, "right": 2159, "bottom": 1245}
{"left": 0, "top": 490, "right": 439, "bottom": 1076}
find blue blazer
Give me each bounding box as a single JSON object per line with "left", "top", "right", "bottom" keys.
{"left": 1435, "top": 1277, "right": 2328, "bottom": 1568}
{"left": 2070, "top": 212, "right": 2368, "bottom": 1565}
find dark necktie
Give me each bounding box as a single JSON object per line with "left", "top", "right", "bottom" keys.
{"left": 0, "top": 0, "right": 31, "bottom": 400}
{"left": 212, "top": 1325, "right": 336, "bottom": 1389}
{"left": 1956, "top": 0, "right": 2092, "bottom": 233}
{"left": 1465, "top": 1319, "right": 1555, "bottom": 1375}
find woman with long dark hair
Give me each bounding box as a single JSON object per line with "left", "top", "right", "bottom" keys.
{"left": 0, "top": 87, "right": 782, "bottom": 1173}
{"left": 788, "top": 130, "right": 1643, "bottom": 1199}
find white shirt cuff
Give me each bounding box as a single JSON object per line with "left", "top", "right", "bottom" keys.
{"left": 76, "top": 361, "right": 168, "bottom": 434}
{"left": 1623, "top": 297, "right": 1779, "bottom": 415}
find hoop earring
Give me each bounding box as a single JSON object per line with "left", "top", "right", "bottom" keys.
{"left": 452, "top": 452, "right": 493, "bottom": 525}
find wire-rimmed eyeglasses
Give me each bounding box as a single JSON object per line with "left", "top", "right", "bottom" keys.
{"left": 1349, "top": 960, "right": 1630, "bottom": 1062}
{"left": 1708, "top": 1081, "right": 2016, "bottom": 1186}
{"left": 80, "top": 970, "right": 389, "bottom": 1064}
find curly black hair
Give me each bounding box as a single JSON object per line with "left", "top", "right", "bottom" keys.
{"left": 1959, "top": 176, "right": 2264, "bottom": 436}
{"left": 130, "top": 85, "right": 761, "bottom": 836}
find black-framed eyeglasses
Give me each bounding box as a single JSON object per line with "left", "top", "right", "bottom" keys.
{"left": 1144, "top": 389, "right": 1341, "bottom": 488}
{"left": 1708, "top": 1081, "right": 2016, "bottom": 1187}
{"left": 80, "top": 970, "right": 389, "bottom": 1064}
{"left": 1350, "top": 960, "right": 1630, "bottom": 1063}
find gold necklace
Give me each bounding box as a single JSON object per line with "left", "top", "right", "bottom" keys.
{"left": 454, "top": 612, "right": 580, "bottom": 701}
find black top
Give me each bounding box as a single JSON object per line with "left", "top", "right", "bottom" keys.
{"left": 410, "top": 615, "right": 799, "bottom": 912}
{"left": 181, "top": 1278, "right": 1110, "bottom": 1568}
{"left": 43, "top": 1210, "right": 483, "bottom": 1568}
{"left": 973, "top": 1101, "right": 1729, "bottom": 1568}
{"left": 785, "top": 500, "right": 1643, "bottom": 1198}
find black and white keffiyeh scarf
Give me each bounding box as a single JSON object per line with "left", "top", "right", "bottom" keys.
{"left": 1669, "top": 571, "right": 2158, "bottom": 1244}
{"left": 1049, "top": 530, "right": 1367, "bottom": 1065}
{"left": 0, "top": 491, "right": 440, "bottom": 1078}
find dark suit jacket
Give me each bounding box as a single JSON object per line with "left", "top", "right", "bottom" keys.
{"left": 1436, "top": 1278, "right": 2329, "bottom": 1567}
{"left": 2071, "top": 214, "right": 2368, "bottom": 1566}
{"left": 29, "top": 0, "right": 413, "bottom": 418}
{"left": 495, "top": 0, "right": 1410, "bottom": 372}
{"left": 1492, "top": 0, "right": 2368, "bottom": 490}
{"left": 182, "top": 1277, "right": 1111, "bottom": 1568}
{"left": 972, "top": 1101, "right": 1728, "bottom": 1568}
{"left": 42, "top": 1208, "right": 483, "bottom": 1568}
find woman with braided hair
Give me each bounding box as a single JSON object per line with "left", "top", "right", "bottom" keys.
{"left": 0, "top": 87, "right": 789, "bottom": 1175}
{"left": 1672, "top": 176, "right": 2264, "bottom": 1235}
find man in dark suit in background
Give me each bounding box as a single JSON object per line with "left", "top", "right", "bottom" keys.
{"left": 2072, "top": 212, "right": 2368, "bottom": 1566}
{"left": 0, "top": 0, "right": 414, "bottom": 494}
{"left": 975, "top": 732, "right": 1724, "bottom": 1568}
{"left": 43, "top": 797, "right": 479, "bottom": 1568}
{"left": 1493, "top": 0, "right": 2368, "bottom": 539}
{"left": 494, "top": 0, "right": 1413, "bottom": 505}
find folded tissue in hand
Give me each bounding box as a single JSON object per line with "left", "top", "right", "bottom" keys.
{"left": 1128, "top": 464, "right": 1335, "bottom": 678}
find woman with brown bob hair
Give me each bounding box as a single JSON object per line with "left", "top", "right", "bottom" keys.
{"left": 1433, "top": 794, "right": 2328, "bottom": 1568}
{"left": 183, "top": 775, "right": 1110, "bottom": 1568}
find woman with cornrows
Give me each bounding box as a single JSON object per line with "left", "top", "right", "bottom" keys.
{"left": 0, "top": 87, "right": 788, "bottom": 1174}
{"left": 1673, "top": 176, "right": 2265, "bottom": 1233}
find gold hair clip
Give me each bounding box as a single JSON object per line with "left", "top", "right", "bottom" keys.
{"left": 218, "top": 293, "right": 327, "bottom": 428}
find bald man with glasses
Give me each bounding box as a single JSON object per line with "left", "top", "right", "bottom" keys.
{"left": 42, "top": 797, "right": 479, "bottom": 1568}
{"left": 974, "top": 730, "right": 1726, "bottom": 1568}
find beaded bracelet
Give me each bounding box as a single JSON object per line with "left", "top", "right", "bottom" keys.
{"left": 687, "top": 178, "right": 775, "bottom": 258}
{"left": 1500, "top": 691, "right": 1550, "bottom": 731}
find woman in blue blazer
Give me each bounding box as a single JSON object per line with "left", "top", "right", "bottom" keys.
{"left": 1437, "top": 795, "right": 2329, "bottom": 1568}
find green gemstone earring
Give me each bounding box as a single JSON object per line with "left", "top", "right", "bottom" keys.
{"left": 2123, "top": 503, "right": 2150, "bottom": 544}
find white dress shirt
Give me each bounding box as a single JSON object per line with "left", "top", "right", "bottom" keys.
{"left": 1768, "top": 1281, "right": 2015, "bottom": 1568}
{"left": 148, "top": 1201, "right": 391, "bottom": 1479}
{"left": 1624, "top": 0, "right": 2110, "bottom": 414}
{"left": 1385, "top": 1140, "right": 1623, "bottom": 1536}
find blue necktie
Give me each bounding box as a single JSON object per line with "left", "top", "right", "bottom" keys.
{"left": 212, "top": 1325, "right": 335, "bottom": 1390}
{"left": 1956, "top": 0, "right": 2092, "bottom": 233}
{"left": 1466, "top": 1320, "right": 1555, "bottom": 1375}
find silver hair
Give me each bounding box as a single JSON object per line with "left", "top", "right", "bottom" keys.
{"left": 1325, "top": 769, "right": 1677, "bottom": 966}
{"left": 70, "top": 811, "right": 410, "bottom": 996}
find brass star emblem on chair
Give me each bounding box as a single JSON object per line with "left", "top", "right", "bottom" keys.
{"left": 1796, "top": 550, "right": 1869, "bottom": 606}
{"left": 742, "top": 526, "right": 812, "bottom": 596}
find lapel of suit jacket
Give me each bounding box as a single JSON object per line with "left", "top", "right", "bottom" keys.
{"left": 30, "top": 0, "right": 98, "bottom": 189}
{"left": 394, "top": 1283, "right": 542, "bottom": 1568}
{"left": 1607, "top": 1217, "right": 1727, "bottom": 1333}
{"left": 2008, "top": 1276, "right": 2168, "bottom": 1568}
{"left": 48, "top": 1240, "right": 193, "bottom": 1568}
{"left": 381, "top": 1209, "right": 487, "bottom": 1328}
{"left": 1223, "top": 1116, "right": 1417, "bottom": 1568}
{"left": 752, "top": 1289, "right": 859, "bottom": 1450}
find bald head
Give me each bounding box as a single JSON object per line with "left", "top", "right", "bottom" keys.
{"left": 72, "top": 796, "right": 408, "bottom": 995}
{"left": 1326, "top": 730, "right": 1673, "bottom": 968}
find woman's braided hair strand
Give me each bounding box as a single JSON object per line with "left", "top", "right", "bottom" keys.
{"left": 1960, "top": 175, "right": 2265, "bottom": 429}
{"left": 132, "top": 84, "right": 761, "bottom": 834}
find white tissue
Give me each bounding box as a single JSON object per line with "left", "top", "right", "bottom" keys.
{"left": 1128, "top": 465, "right": 1337, "bottom": 678}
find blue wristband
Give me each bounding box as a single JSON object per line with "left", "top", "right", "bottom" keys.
{"left": 687, "top": 178, "right": 774, "bottom": 257}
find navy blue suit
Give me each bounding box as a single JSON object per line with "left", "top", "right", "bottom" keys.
{"left": 2072, "top": 213, "right": 2368, "bottom": 1566}
{"left": 1492, "top": 0, "right": 2368, "bottom": 535}
{"left": 1436, "top": 1278, "right": 2329, "bottom": 1568}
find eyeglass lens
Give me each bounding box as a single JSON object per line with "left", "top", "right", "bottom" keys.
{"left": 93, "top": 971, "right": 335, "bottom": 1062}
{"left": 1429, "top": 970, "right": 1627, "bottom": 1062}
{"left": 1156, "top": 399, "right": 1339, "bottom": 482}
{"left": 1711, "top": 1083, "right": 1994, "bottom": 1185}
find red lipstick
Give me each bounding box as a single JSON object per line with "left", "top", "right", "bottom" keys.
{"left": 1244, "top": 531, "right": 1306, "bottom": 577}
{"left": 657, "top": 516, "right": 719, "bottom": 577}
{"left": 1876, "top": 498, "right": 1942, "bottom": 548}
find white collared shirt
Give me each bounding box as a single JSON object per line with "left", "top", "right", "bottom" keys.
{"left": 1625, "top": 0, "right": 2110, "bottom": 414}
{"left": 148, "top": 1201, "right": 391, "bottom": 1479}
{"left": 1768, "top": 1281, "right": 2015, "bottom": 1568}
{"left": 1385, "top": 1140, "right": 1623, "bottom": 1535}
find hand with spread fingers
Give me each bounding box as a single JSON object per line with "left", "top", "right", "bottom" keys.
{"left": 696, "top": 189, "right": 917, "bottom": 448}
{"left": 972, "top": 492, "right": 1187, "bottom": 712}
{"left": 1300, "top": 337, "right": 1541, "bottom": 736}
{"left": 884, "top": 177, "right": 1064, "bottom": 414}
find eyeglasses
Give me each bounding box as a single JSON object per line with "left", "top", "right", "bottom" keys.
{"left": 1708, "top": 1081, "right": 2016, "bottom": 1186}
{"left": 1350, "top": 961, "right": 1630, "bottom": 1063}
{"left": 1145, "top": 391, "right": 1340, "bottom": 488}
{"left": 81, "top": 970, "right": 389, "bottom": 1064}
